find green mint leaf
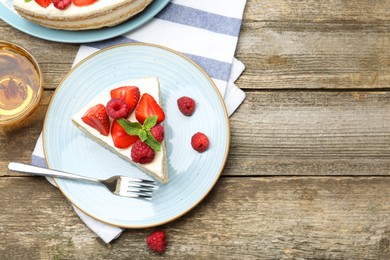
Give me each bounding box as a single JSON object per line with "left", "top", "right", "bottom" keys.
{"left": 118, "top": 117, "right": 161, "bottom": 152}
{"left": 143, "top": 115, "right": 158, "bottom": 130}
{"left": 117, "top": 118, "right": 142, "bottom": 136}
{"left": 145, "top": 131, "right": 161, "bottom": 152}
{"left": 138, "top": 129, "right": 148, "bottom": 142}
{"left": 25, "top": 0, "right": 32, "bottom": 2}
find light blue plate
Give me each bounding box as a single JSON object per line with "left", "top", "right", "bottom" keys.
{"left": 0, "top": 0, "right": 169, "bottom": 43}
{"left": 43, "top": 43, "right": 230, "bottom": 228}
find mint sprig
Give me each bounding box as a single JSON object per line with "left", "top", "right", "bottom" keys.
{"left": 117, "top": 116, "right": 161, "bottom": 152}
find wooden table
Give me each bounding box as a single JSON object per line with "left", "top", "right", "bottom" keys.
{"left": 1, "top": 1, "right": 390, "bottom": 259}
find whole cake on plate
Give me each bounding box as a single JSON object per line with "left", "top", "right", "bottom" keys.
{"left": 71, "top": 77, "right": 169, "bottom": 184}
{"left": 13, "top": 0, "right": 153, "bottom": 30}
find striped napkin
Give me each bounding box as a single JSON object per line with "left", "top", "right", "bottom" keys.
{"left": 32, "top": 0, "right": 247, "bottom": 243}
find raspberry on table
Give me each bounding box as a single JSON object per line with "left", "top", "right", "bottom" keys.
{"left": 191, "top": 132, "right": 209, "bottom": 153}
{"left": 106, "top": 98, "right": 130, "bottom": 119}
{"left": 146, "top": 230, "right": 167, "bottom": 254}
{"left": 131, "top": 140, "right": 155, "bottom": 164}
{"left": 177, "top": 96, "right": 196, "bottom": 116}
{"left": 150, "top": 124, "right": 164, "bottom": 142}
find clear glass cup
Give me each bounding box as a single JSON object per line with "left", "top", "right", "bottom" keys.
{"left": 0, "top": 41, "right": 43, "bottom": 126}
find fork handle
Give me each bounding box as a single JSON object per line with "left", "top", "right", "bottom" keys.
{"left": 8, "top": 162, "right": 100, "bottom": 183}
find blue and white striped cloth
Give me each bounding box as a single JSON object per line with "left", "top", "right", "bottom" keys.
{"left": 75, "top": 0, "right": 247, "bottom": 115}
{"left": 32, "top": 0, "right": 247, "bottom": 243}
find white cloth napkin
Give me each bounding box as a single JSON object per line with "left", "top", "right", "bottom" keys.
{"left": 32, "top": 0, "right": 247, "bottom": 243}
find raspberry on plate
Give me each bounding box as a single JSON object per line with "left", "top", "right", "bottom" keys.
{"left": 150, "top": 124, "right": 164, "bottom": 143}
{"left": 131, "top": 140, "right": 155, "bottom": 164}
{"left": 177, "top": 96, "right": 196, "bottom": 116}
{"left": 110, "top": 86, "right": 140, "bottom": 114}
{"left": 191, "top": 132, "right": 209, "bottom": 152}
{"left": 106, "top": 98, "right": 130, "bottom": 119}
{"left": 52, "top": 0, "right": 71, "bottom": 9}
{"left": 146, "top": 230, "right": 167, "bottom": 254}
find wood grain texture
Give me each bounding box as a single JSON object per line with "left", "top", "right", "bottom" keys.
{"left": 0, "top": 177, "right": 389, "bottom": 259}
{"left": 2, "top": 90, "right": 388, "bottom": 176}
{"left": 1, "top": 0, "right": 390, "bottom": 258}
{"left": 227, "top": 90, "right": 390, "bottom": 176}
{"left": 236, "top": 0, "right": 390, "bottom": 90}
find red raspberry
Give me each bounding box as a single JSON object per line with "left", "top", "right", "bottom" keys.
{"left": 106, "top": 98, "right": 130, "bottom": 119}
{"left": 146, "top": 230, "right": 167, "bottom": 254}
{"left": 52, "top": 0, "right": 71, "bottom": 9}
{"left": 150, "top": 124, "right": 164, "bottom": 142}
{"left": 131, "top": 140, "right": 155, "bottom": 164}
{"left": 177, "top": 96, "right": 196, "bottom": 116}
{"left": 191, "top": 132, "right": 209, "bottom": 152}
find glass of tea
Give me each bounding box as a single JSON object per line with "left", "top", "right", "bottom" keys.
{"left": 0, "top": 41, "right": 43, "bottom": 126}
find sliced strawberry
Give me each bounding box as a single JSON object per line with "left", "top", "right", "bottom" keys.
{"left": 110, "top": 86, "right": 140, "bottom": 114}
{"left": 111, "top": 119, "right": 139, "bottom": 148}
{"left": 72, "top": 0, "right": 97, "bottom": 7}
{"left": 135, "top": 93, "right": 165, "bottom": 124}
{"left": 35, "top": 0, "right": 51, "bottom": 8}
{"left": 81, "top": 104, "right": 110, "bottom": 136}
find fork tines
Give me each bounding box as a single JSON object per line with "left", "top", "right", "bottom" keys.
{"left": 123, "top": 192, "right": 153, "bottom": 199}
{"left": 121, "top": 177, "right": 157, "bottom": 199}
{"left": 127, "top": 177, "right": 157, "bottom": 185}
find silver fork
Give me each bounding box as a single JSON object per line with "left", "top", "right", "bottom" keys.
{"left": 8, "top": 162, "right": 157, "bottom": 199}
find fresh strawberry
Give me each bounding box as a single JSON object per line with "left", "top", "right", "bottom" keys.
{"left": 135, "top": 93, "right": 165, "bottom": 124}
{"left": 111, "top": 120, "right": 139, "bottom": 148}
{"left": 81, "top": 104, "right": 110, "bottom": 136}
{"left": 110, "top": 86, "right": 140, "bottom": 113}
{"left": 72, "top": 0, "right": 97, "bottom": 6}
{"left": 35, "top": 0, "right": 51, "bottom": 8}
{"left": 52, "top": 0, "right": 71, "bottom": 9}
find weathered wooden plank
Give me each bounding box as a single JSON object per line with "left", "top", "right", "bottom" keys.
{"left": 244, "top": 0, "right": 390, "bottom": 23}
{"left": 235, "top": 0, "right": 390, "bottom": 90}
{"left": 1, "top": 90, "right": 389, "bottom": 176}
{"left": 0, "top": 176, "right": 389, "bottom": 259}
{"left": 228, "top": 90, "right": 390, "bottom": 175}
{"left": 236, "top": 32, "right": 390, "bottom": 89}
{"left": 3, "top": 14, "right": 390, "bottom": 92}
